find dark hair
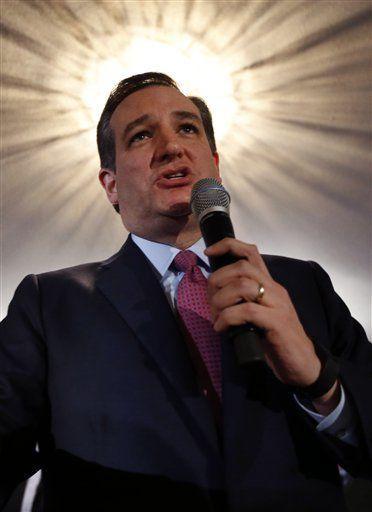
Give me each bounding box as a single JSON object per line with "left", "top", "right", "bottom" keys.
{"left": 97, "top": 72, "right": 217, "bottom": 212}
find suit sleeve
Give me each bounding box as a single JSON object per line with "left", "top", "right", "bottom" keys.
{"left": 308, "top": 261, "right": 372, "bottom": 478}
{"left": 0, "top": 275, "right": 47, "bottom": 509}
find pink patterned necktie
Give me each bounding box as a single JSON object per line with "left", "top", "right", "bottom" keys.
{"left": 173, "top": 250, "right": 222, "bottom": 400}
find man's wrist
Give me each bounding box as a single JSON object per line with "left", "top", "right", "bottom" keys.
{"left": 311, "top": 379, "right": 341, "bottom": 415}
{"left": 291, "top": 342, "right": 340, "bottom": 401}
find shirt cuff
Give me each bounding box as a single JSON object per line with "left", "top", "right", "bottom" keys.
{"left": 294, "top": 384, "right": 357, "bottom": 445}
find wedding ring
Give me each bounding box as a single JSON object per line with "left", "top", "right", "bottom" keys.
{"left": 255, "top": 283, "right": 265, "bottom": 303}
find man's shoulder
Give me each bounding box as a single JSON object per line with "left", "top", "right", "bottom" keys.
{"left": 13, "top": 238, "right": 146, "bottom": 299}
{"left": 262, "top": 254, "right": 323, "bottom": 288}
{"left": 34, "top": 248, "right": 124, "bottom": 288}
{"left": 37, "top": 260, "right": 102, "bottom": 282}
{"left": 263, "top": 253, "right": 314, "bottom": 270}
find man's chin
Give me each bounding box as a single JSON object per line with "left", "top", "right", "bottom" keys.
{"left": 164, "top": 202, "right": 192, "bottom": 218}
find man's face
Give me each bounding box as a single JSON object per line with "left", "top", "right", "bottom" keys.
{"left": 99, "top": 86, "right": 220, "bottom": 236}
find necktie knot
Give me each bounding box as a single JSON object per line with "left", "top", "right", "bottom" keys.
{"left": 173, "top": 250, "right": 199, "bottom": 273}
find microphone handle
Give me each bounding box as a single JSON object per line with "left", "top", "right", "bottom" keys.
{"left": 200, "top": 211, "right": 266, "bottom": 365}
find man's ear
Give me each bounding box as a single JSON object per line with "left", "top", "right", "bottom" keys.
{"left": 213, "top": 152, "right": 221, "bottom": 182}
{"left": 98, "top": 168, "right": 119, "bottom": 207}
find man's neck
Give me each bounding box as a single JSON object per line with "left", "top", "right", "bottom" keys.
{"left": 129, "top": 216, "right": 202, "bottom": 250}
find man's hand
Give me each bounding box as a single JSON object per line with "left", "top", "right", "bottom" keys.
{"left": 205, "top": 238, "right": 338, "bottom": 407}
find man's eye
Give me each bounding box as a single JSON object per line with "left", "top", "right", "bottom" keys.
{"left": 129, "top": 131, "right": 151, "bottom": 145}
{"left": 180, "top": 123, "right": 199, "bottom": 134}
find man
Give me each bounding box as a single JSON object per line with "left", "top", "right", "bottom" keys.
{"left": 1, "top": 72, "right": 371, "bottom": 511}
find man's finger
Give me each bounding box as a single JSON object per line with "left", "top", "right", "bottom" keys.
{"left": 209, "top": 277, "right": 273, "bottom": 317}
{"left": 213, "top": 301, "right": 272, "bottom": 332}
{"left": 208, "top": 258, "right": 267, "bottom": 297}
{"left": 205, "top": 238, "right": 271, "bottom": 277}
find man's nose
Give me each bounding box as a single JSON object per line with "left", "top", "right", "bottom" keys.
{"left": 155, "top": 131, "right": 184, "bottom": 162}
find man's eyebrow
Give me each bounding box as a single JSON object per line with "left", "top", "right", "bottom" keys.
{"left": 121, "top": 110, "right": 201, "bottom": 140}
{"left": 172, "top": 110, "right": 201, "bottom": 123}
{"left": 122, "top": 114, "right": 151, "bottom": 140}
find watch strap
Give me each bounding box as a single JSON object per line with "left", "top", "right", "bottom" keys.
{"left": 293, "top": 343, "right": 340, "bottom": 400}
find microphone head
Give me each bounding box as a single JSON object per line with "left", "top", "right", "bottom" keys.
{"left": 191, "top": 177, "right": 231, "bottom": 221}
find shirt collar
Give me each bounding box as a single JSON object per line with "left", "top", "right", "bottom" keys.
{"left": 131, "top": 233, "right": 210, "bottom": 278}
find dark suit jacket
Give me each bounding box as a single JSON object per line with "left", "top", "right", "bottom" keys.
{"left": 1, "top": 236, "right": 371, "bottom": 511}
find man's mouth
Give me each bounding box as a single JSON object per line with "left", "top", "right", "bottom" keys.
{"left": 166, "top": 171, "right": 187, "bottom": 179}
{"left": 156, "top": 167, "right": 192, "bottom": 188}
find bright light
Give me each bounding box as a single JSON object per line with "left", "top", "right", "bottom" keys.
{"left": 82, "top": 30, "right": 237, "bottom": 142}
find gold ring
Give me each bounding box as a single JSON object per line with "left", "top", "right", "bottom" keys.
{"left": 255, "top": 283, "right": 265, "bottom": 303}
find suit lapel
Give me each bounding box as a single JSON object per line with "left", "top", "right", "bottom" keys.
{"left": 96, "top": 236, "right": 198, "bottom": 394}
{"left": 96, "top": 237, "right": 222, "bottom": 455}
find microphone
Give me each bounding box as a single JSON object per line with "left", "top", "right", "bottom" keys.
{"left": 191, "top": 177, "right": 265, "bottom": 366}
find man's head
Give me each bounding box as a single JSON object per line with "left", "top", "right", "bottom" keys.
{"left": 98, "top": 72, "right": 220, "bottom": 242}
{"left": 97, "top": 73, "right": 217, "bottom": 178}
